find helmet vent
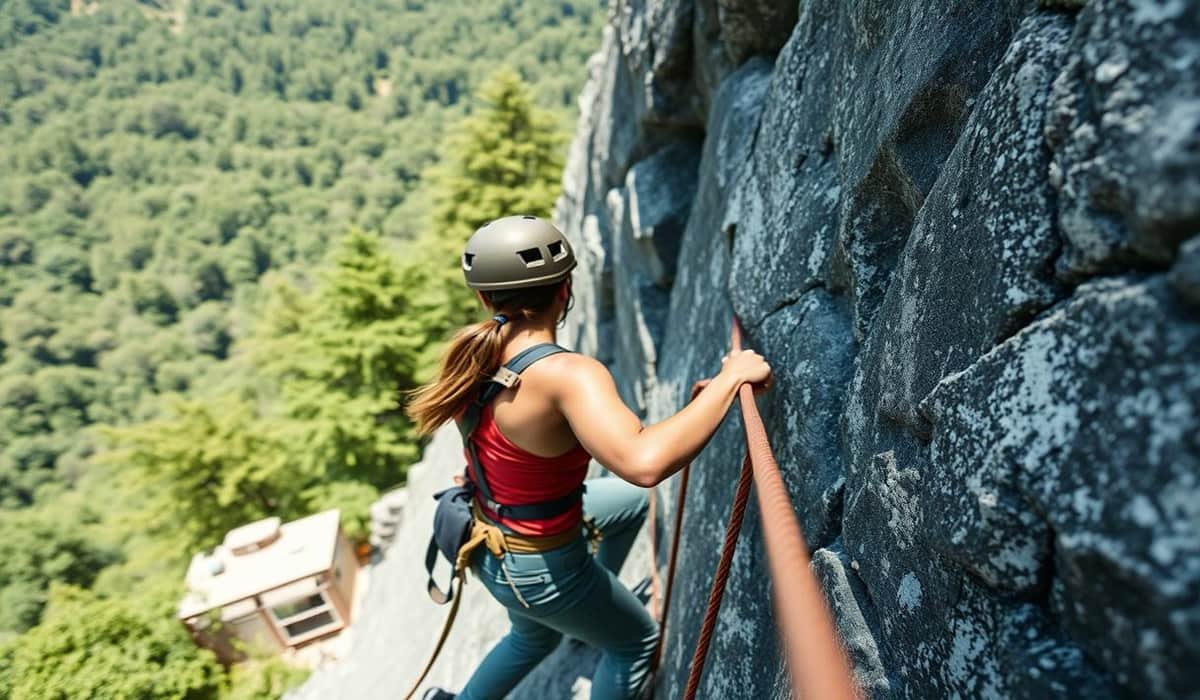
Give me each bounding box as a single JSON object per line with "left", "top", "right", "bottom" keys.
{"left": 517, "top": 247, "right": 546, "bottom": 268}
{"left": 462, "top": 253, "right": 474, "bottom": 270}
{"left": 547, "top": 240, "right": 567, "bottom": 261}
{"left": 522, "top": 215, "right": 537, "bottom": 220}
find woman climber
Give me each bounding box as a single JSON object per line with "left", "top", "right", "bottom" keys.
{"left": 407, "top": 214, "right": 771, "bottom": 700}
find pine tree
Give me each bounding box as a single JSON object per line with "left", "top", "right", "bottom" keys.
{"left": 253, "top": 228, "right": 424, "bottom": 488}
{"left": 427, "top": 67, "right": 566, "bottom": 237}
{"left": 410, "top": 67, "right": 568, "bottom": 368}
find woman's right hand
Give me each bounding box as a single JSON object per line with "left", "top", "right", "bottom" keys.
{"left": 721, "top": 349, "right": 772, "bottom": 388}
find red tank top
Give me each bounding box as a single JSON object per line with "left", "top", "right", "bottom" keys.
{"left": 466, "top": 402, "right": 591, "bottom": 536}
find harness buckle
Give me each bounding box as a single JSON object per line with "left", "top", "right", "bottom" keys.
{"left": 583, "top": 515, "right": 603, "bottom": 555}
{"left": 491, "top": 366, "right": 520, "bottom": 388}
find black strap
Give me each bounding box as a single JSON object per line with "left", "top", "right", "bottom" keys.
{"left": 425, "top": 538, "right": 454, "bottom": 604}
{"left": 460, "top": 343, "right": 570, "bottom": 435}
{"left": 458, "top": 342, "right": 585, "bottom": 521}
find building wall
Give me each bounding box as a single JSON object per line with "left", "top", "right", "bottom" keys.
{"left": 330, "top": 530, "right": 360, "bottom": 622}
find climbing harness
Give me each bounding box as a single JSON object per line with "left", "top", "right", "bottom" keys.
{"left": 648, "top": 318, "right": 858, "bottom": 700}
{"left": 406, "top": 342, "right": 591, "bottom": 700}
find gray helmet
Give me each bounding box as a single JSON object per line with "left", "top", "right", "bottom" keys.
{"left": 462, "top": 215, "right": 577, "bottom": 291}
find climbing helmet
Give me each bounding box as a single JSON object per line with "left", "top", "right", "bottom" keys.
{"left": 461, "top": 215, "right": 576, "bottom": 291}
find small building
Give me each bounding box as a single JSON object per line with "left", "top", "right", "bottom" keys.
{"left": 177, "top": 510, "right": 359, "bottom": 663}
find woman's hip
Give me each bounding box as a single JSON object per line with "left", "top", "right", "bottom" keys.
{"left": 472, "top": 536, "right": 598, "bottom": 615}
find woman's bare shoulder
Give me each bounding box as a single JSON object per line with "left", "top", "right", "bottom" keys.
{"left": 527, "top": 351, "right": 614, "bottom": 392}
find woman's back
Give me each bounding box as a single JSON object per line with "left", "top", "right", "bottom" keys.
{"left": 487, "top": 346, "right": 580, "bottom": 458}
{"left": 470, "top": 344, "right": 590, "bottom": 536}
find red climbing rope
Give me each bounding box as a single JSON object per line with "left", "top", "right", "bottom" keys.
{"left": 652, "top": 318, "right": 858, "bottom": 700}
{"left": 732, "top": 317, "right": 857, "bottom": 699}
{"left": 683, "top": 451, "right": 753, "bottom": 699}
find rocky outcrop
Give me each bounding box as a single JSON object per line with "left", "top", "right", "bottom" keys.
{"left": 556, "top": 0, "right": 1200, "bottom": 697}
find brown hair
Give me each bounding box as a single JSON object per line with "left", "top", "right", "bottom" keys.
{"left": 406, "top": 281, "right": 570, "bottom": 435}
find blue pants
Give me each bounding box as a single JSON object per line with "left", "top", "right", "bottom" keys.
{"left": 458, "top": 478, "right": 658, "bottom": 700}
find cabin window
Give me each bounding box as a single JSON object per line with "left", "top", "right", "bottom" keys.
{"left": 267, "top": 588, "right": 341, "bottom": 644}
{"left": 270, "top": 593, "right": 324, "bottom": 621}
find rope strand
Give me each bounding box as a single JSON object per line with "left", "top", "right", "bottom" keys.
{"left": 652, "top": 318, "right": 858, "bottom": 700}
{"left": 682, "top": 452, "right": 754, "bottom": 699}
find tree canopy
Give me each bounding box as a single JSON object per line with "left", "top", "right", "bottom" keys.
{"left": 0, "top": 585, "right": 224, "bottom": 700}
{"left": 0, "top": 0, "right": 601, "bottom": 695}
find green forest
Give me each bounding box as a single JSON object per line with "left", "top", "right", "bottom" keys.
{"left": 0, "top": 0, "right": 603, "bottom": 696}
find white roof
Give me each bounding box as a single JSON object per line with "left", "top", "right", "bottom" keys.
{"left": 224, "top": 516, "right": 281, "bottom": 553}
{"left": 178, "top": 510, "right": 342, "bottom": 619}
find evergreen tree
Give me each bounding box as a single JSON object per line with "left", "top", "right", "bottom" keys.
{"left": 411, "top": 68, "right": 567, "bottom": 374}
{"left": 427, "top": 67, "right": 566, "bottom": 239}
{"left": 253, "top": 228, "right": 425, "bottom": 488}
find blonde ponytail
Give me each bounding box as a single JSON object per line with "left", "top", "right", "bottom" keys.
{"left": 407, "top": 318, "right": 505, "bottom": 435}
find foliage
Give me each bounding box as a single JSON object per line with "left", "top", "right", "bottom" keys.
{"left": 97, "top": 395, "right": 297, "bottom": 554}
{"left": 0, "top": 2, "right": 599, "bottom": 696}
{"left": 0, "top": 584, "right": 224, "bottom": 700}
{"left": 0, "top": 0, "right": 603, "bottom": 508}
{"left": 221, "top": 656, "right": 309, "bottom": 700}
{"left": 0, "top": 507, "right": 119, "bottom": 636}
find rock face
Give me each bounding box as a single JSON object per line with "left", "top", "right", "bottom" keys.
{"left": 556, "top": 1, "right": 1200, "bottom": 697}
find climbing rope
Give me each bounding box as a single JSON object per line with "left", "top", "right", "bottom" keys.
{"left": 683, "top": 450, "right": 754, "bottom": 699}
{"left": 650, "top": 318, "right": 858, "bottom": 700}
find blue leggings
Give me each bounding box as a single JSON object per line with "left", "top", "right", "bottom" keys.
{"left": 458, "top": 478, "right": 658, "bottom": 700}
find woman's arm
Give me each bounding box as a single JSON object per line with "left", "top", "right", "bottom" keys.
{"left": 549, "top": 350, "right": 771, "bottom": 487}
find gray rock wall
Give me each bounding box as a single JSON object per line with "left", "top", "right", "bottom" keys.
{"left": 555, "top": 1, "right": 1200, "bottom": 697}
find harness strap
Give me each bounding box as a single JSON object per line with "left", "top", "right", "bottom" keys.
{"left": 407, "top": 527, "right": 488, "bottom": 700}
{"left": 461, "top": 342, "right": 583, "bottom": 522}
{"left": 470, "top": 501, "right": 585, "bottom": 554}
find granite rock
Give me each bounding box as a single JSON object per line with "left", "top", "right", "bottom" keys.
{"left": 924, "top": 276, "right": 1200, "bottom": 696}
{"left": 1045, "top": 0, "right": 1200, "bottom": 280}
{"left": 557, "top": 1, "right": 1199, "bottom": 696}
{"left": 865, "top": 14, "right": 1071, "bottom": 438}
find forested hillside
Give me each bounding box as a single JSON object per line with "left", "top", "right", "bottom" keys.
{"left": 0, "top": 0, "right": 604, "bottom": 696}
